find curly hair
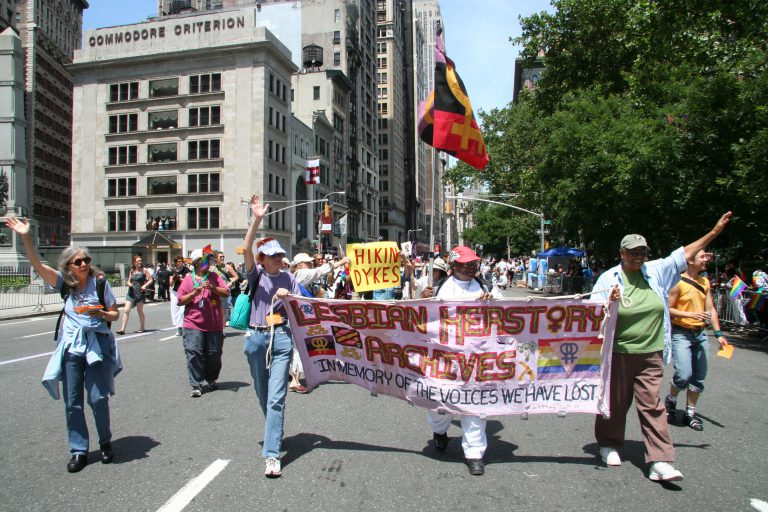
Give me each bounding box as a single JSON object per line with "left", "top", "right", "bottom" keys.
{"left": 57, "top": 247, "right": 96, "bottom": 291}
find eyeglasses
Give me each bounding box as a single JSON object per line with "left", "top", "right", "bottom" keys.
{"left": 624, "top": 248, "right": 649, "bottom": 257}
{"left": 453, "top": 261, "right": 479, "bottom": 269}
{"left": 68, "top": 256, "right": 92, "bottom": 267}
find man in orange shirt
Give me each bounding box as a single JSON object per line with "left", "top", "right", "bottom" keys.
{"left": 665, "top": 250, "right": 729, "bottom": 431}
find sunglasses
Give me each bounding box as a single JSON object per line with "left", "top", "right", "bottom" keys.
{"left": 624, "top": 248, "right": 650, "bottom": 257}
{"left": 69, "top": 256, "right": 92, "bottom": 266}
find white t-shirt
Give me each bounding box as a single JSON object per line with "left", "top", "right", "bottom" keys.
{"left": 434, "top": 276, "right": 503, "bottom": 300}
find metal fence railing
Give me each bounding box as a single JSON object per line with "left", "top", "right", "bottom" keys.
{"left": 0, "top": 285, "right": 128, "bottom": 312}
{"left": 712, "top": 287, "right": 768, "bottom": 340}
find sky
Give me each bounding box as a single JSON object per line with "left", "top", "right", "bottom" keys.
{"left": 82, "top": 0, "right": 554, "bottom": 114}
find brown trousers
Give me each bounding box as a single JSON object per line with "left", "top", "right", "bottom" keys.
{"left": 595, "top": 351, "right": 676, "bottom": 463}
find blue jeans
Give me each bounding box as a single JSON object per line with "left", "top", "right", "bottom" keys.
{"left": 61, "top": 350, "right": 113, "bottom": 455}
{"left": 243, "top": 326, "right": 293, "bottom": 459}
{"left": 671, "top": 327, "right": 709, "bottom": 393}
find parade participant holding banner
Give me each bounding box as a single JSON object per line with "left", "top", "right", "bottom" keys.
{"left": 5, "top": 216, "right": 121, "bottom": 473}
{"left": 591, "top": 212, "right": 731, "bottom": 482}
{"left": 665, "top": 250, "right": 729, "bottom": 431}
{"left": 176, "top": 249, "right": 229, "bottom": 397}
{"left": 424, "top": 246, "right": 502, "bottom": 476}
{"left": 242, "top": 195, "right": 301, "bottom": 478}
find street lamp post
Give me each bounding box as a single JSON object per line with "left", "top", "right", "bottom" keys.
{"left": 445, "top": 196, "right": 545, "bottom": 253}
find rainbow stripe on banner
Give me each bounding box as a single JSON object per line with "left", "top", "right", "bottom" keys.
{"left": 730, "top": 276, "right": 747, "bottom": 299}
{"left": 537, "top": 336, "right": 603, "bottom": 380}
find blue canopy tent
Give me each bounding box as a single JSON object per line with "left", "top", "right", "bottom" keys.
{"left": 536, "top": 247, "right": 586, "bottom": 258}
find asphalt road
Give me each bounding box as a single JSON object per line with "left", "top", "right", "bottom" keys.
{"left": 0, "top": 292, "right": 766, "bottom": 512}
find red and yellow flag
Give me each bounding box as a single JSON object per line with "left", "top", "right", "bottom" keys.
{"left": 418, "top": 29, "right": 489, "bottom": 170}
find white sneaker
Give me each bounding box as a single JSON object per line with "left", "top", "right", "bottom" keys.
{"left": 648, "top": 461, "right": 683, "bottom": 482}
{"left": 265, "top": 457, "right": 281, "bottom": 478}
{"left": 599, "top": 447, "right": 621, "bottom": 466}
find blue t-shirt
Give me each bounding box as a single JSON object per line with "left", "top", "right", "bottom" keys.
{"left": 56, "top": 273, "right": 116, "bottom": 339}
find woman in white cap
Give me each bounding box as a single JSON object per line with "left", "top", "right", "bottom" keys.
{"left": 242, "top": 195, "right": 301, "bottom": 478}
{"left": 591, "top": 212, "right": 731, "bottom": 483}
{"left": 176, "top": 249, "right": 229, "bottom": 397}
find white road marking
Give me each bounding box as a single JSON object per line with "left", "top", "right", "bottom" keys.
{"left": 0, "top": 326, "right": 176, "bottom": 366}
{"left": 15, "top": 330, "right": 56, "bottom": 339}
{"left": 0, "top": 352, "right": 53, "bottom": 366}
{"left": 159, "top": 335, "right": 177, "bottom": 341}
{"left": 157, "top": 459, "right": 229, "bottom": 512}
{"left": 0, "top": 317, "right": 50, "bottom": 326}
{"left": 751, "top": 499, "right": 768, "bottom": 511}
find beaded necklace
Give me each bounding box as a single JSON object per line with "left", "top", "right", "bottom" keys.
{"left": 192, "top": 272, "right": 209, "bottom": 289}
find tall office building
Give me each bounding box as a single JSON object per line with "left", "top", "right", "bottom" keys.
{"left": 375, "top": 0, "right": 417, "bottom": 246}
{"left": 413, "top": 0, "right": 444, "bottom": 252}
{"left": 70, "top": 7, "right": 298, "bottom": 267}
{"left": 16, "top": 0, "right": 88, "bottom": 247}
{"left": 0, "top": 0, "right": 15, "bottom": 30}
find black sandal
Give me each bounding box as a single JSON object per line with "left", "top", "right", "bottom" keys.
{"left": 685, "top": 414, "right": 704, "bottom": 431}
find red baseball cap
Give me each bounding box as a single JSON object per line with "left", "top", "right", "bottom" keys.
{"left": 448, "top": 246, "right": 481, "bottom": 264}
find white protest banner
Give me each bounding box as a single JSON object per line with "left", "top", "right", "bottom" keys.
{"left": 282, "top": 297, "right": 618, "bottom": 416}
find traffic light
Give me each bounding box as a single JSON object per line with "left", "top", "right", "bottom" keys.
{"left": 324, "top": 204, "right": 331, "bottom": 217}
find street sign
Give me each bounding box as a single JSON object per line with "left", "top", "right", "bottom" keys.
{"left": 535, "top": 229, "right": 551, "bottom": 235}
{"left": 544, "top": 220, "right": 553, "bottom": 225}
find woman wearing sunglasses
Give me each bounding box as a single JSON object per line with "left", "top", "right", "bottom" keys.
{"left": 5, "top": 216, "right": 121, "bottom": 473}
{"left": 590, "top": 212, "right": 731, "bottom": 483}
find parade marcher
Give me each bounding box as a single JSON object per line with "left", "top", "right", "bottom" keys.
{"left": 665, "top": 250, "right": 729, "bottom": 431}
{"left": 6, "top": 216, "right": 121, "bottom": 473}
{"left": 176, "top": 249, "right": 229, "bottom": 397}
{"left": 409, "top": 257, "right": 449, "bottom": 299}
{"left": 116, "top": 255, "right": 153, "bottom": 335}
{"left": 591, "top": 212, "right": 731, "bottom": 482}
{"left": 155, "top": 263, "right": 171, "bottom": 302}
{"left": 417, "top": 246, "right": 502, "bottom": 476}
{"left": 224, "top": 260, "right": 244, "bottom": 327}
{"left": 242, "top": 195, "right": 301, "bottom": 478}
{"left": 169, "top": 255, "right": 191, "bottom": 336}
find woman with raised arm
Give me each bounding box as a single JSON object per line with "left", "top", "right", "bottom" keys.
{"left": 241, "top": 196, "right": 301, "bottom": 478}
{"left": 591, "top": 212, "right": 731, "bottom": 483}
{"left": 5, "top": 216, "right": 121, "bottom": 473}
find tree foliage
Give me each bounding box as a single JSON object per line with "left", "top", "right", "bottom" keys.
{"left": 446, "top": 0, "right": 768, "bottom": 259}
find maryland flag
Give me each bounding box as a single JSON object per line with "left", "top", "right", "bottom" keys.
{"left": 418, "top": 29, "right": 489, "bottom": 170}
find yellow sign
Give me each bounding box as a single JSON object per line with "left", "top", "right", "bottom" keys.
{"left": 347, "top": 242, "right": 401, "bottom": 292}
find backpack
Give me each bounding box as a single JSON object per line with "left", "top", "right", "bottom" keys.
{"left": 54, "top": 274, "right": 109, "bottom": 342}
{"left": 297, "top": 283, "right": 314, "bottom": 298}
{"left": 229, "top": 269, "right": 263, "bottom": 330}
{"left": 433, "top": 276, "right": 492, "bottom": 298}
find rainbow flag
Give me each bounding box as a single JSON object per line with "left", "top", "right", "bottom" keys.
{"left": 747, "top": 288, "right": 765, "bottom": 310}
{"left": 729, "top": 276, "right": 747, "bottom": 299}
{"left": 537, "top": 337, "right": 603, "bottom": 380}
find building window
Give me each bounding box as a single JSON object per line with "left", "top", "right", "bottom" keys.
{"left": 189, "top": 73, "right": 222, "bottom": 94}
{"left": 109, "top": 82, "right": 139, "bottom": 102}
{"left": 147, "top": 175, "right": 177, "bottom": 195}
{"left": 377, "top": 87, "right": 387, "bottom": 99}
{"left": 334, "top": 8, "right": 340, "bottom": 22}
{"left": 108, "top": 145, "right": 138, "bottom": 165}
{"left": 148, "top": 110, "right": 178, "bottom": 130}
{"left": 146, "top": 209, "right": 177, "bottom": 230}
{"left": 313, "top": 86, "right": 320, "bottom": 100}
{"left": 188, "top": 139, "right": 221, "bottom": 160}
{"left": 380, "top": 164, "right": 388, "bottom": 176}
{"left": 333, "top": 52, "right": 341, "bottom": 66}
{"left": 377, "top": 57, "right": 387, "bottom": 68}
{"left": 188, "top": 173, "right": 221, "bottom": 193}
{"left": 147, "top": 143, "right": 177, "bottom": 162}
{"left": 108, "top": 210, "right": 137, "bottom": 231}
{"left": 108, "top": 113, "right": 138, "bottom": 133}
{"left": 378, "top": 102, "right": 388, "bottom": 115}
{"left": 187, "top": 207, "right": 220, "bottom": 229}
{"left": 189, "top": 105, "right": 221, "bottom": 127}
{"left": 333, "top": 30, "right": 341, "bottom": 44}
{"left": 149, "top": 78, "right": 178, "bottom": 98}
{"left": 106, "top": 177, "right": 137, "bottom": 197}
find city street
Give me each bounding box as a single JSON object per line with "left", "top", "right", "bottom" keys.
{"left": 0, "top": 292, "right": 766, "bottom": 512}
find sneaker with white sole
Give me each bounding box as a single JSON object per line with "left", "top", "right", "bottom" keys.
{"left": 648, "top": 461, "right": 683, "bottom": 482}
{"left": 265, "top": 457, "right": 281, "bottom": 478}
{"left": 599, "top": 447, "right": 621, "bottom": 466}
{"left": 190, "top": 387, "right": 202, "bottom": 398}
